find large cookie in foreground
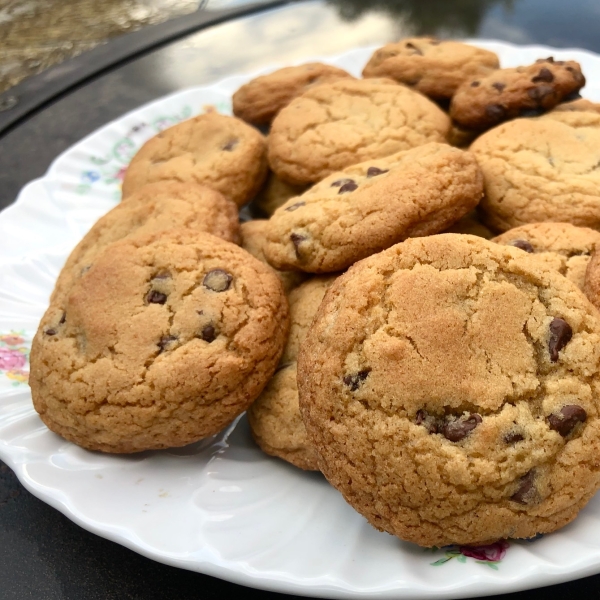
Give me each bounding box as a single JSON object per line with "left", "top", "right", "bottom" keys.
{"left": 263, "top": 143, "right": 483, "bottom": 273}
{"left": 268, "top": 78, "right": 451, "bottom": 185}
{"left": 298, "top": 234, "right": 600, "bottom": 547}
{"left": 121, "top": 112, "right": 268, "bottom": 207}
{"left": 30, "top": 229, "right": 289, "bottom": 453}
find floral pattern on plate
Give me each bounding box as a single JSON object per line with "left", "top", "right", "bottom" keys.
{"left": 0, "top": 331, "right": 31, "bottom": 387}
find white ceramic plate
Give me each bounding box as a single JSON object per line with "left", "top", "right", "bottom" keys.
{"left": 2, "top": 41, "right": 600, "bottom": 600}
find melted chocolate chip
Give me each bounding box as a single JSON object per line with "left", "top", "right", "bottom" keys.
{"left": 504, "top": 431, "right": 524, "bottom": 444}
{"left": 416, "top": 409, "right": 438, "bottom": 434}
{"left": 343, "top": 369, "right": 370, "bottom": 391}
{"left": 222, "top": 139, "right": 239, "bottom": 151}
{"left": 290, "top": 233, "right": 307, "bottom": 258}
{"left": 59, "top": 312, "right": 66, "bottom": 325}
{"left": 492, "top": 82, "right": 506, "bottom": 92}
{"left": 510, "top": 239, "right": 534, "bottom": 253}
{"left": 45, "top": 328, "right": 57, "bottom": 336}
{"left": 146, "top": 290, "right": 167, "bottom": 304}
{"left": 285, "top": 201, "right": 305, "bottom": 212}
{"left": 527, "top": 84, "right": 555, "bottom": 103}
{"left": 366, "top": 166, "right": 389, "bottom": 178}
{"left": 511, "top": 470, "right": 537, "bottom": 504}
{"left": 203, "top": 269, "right": 233, "bottom": 292}
{"left": 405, "top": 42, "right": 423, "bottom": 55}
{"left": 442, "top": 413, "right": 482, "bottom": 442}
{"left": 548, "top": 405, "right": 587, "bottom": 437}
{"left": 532, "top": 67, "right": 555, "bottom": 83}
{"left": 152, "top": 271, "right": 171, "bottom": 281}
{"left": 199, "top": 324, "right": 217, "bottom": 343}
{"left": 338, "top": 181, "right": 358, "bottom": 194}
{"left": 548, "top": 317, "right": 572, "bottom": 362}
{"left": 330, "top": 178, "right": 354, "bottom": 188}
{"left": 157, "top": 335, "right": 178, "bottom": 353}
{"left": 470, "top": 81, "right": 480, "bottom": 87}
{"left": 485, "top": 104, "right": 506, "bottom": 122}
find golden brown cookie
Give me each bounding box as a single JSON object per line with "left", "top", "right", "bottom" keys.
{"left": 362, "top": 38, "right": 499, "bottom": 100}
{"left": 444, "top": 210, "right": 494, "bottom": 239}
{"left": 122, "top": 112, "right": 268, "bottom": 206}
{"left": 584, "top": 249, "right": 600, "bottom": 311}
{"left": 30, "top": 229, "right": 289, "bottom": 453}
{"left": 240, "top": 220, "right": 306, "bottom": 293}
{"left": 251, "top": 171, "right": 308, "bottom": 217}
{"left": 298, "top": 233, "right": 600, "bottom": 547}
{"left": 450, "top": 58, "right": 585, "bottom": 131}
{"left": 541, "top": 98, "right": 600, "bottom": 128}
{"left": 232, "top": 63, "right": 353, "bottom": 126}
{"left": 51, "top": 181, "right": 241, "bottom": 305}
{"left": 263, "top": 143, "right": 483, "bottom": 273}
{"left": 471, "top": 117, "right": 600, "bottom": 231}
{"left": 248, "top": 276, "right": 336, "bottom": 471}
{"left": 493, "top": 222, "right": 600, "bottom": 290}
{"left": 268, "top": 78, "right": 451, "bottom": 185}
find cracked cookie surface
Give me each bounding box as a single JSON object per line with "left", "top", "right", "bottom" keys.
{"left": 122, "top": 112, "right": 268, "bottom": 207}
{"left": 248, "top": 276, "right": 336, "bottom": 471}
{"left": 298, "top": 234, "right": 600, "bottom": 547}
{"left": 263, "top": 143, "right": 483, "bottom": 273}
{"left": 267, "top": 78, "right": 451, "bottom": 185}
{"left": 30, "top": 229, "right": 289, "bottom": 453}
{"left": 470, "top": 117, "right": 600, "bottom": 231}
{"left": 362, "top": 38, "right": 499, "bottom": 100}
{"left": 493, "top": 222, "right": 600, "bottom": 290}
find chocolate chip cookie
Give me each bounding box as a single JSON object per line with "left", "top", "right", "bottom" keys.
{"left": 263, "top": 143, "right": 483, "bottom": 273}
{"left": 122, "top": 112, "right": 268, "bottom": 206}
{"left": 493, "top": 222, "right": 600, "bottom": 290}
{"left": 471, "top": 118, "right": 600, "bottom": 231}
{"left": 444, "top": 210, "right": 494, "bottom": 239}
{"left": 450, "top": 58, "right": 585, "bottom": 131}
{"left": 268, "top": 78, "right": 451, "bottom": 185}
{"left": 30, "top": 228, "right": 289, "bottom": 453}
{"left": 248, "top": 276, "right": 336, "bottom": 471}
{"left": 251, "top": 171, "right": 308, "bottom": 217}
{"left": 584, "top": 249, "right": 600, "bottom": 311}
{"left": 362, "top": 38, "right": 499, "bottom": 100}
{"left": 233, "top": 63, "right": 353, "bottom": 126}
{"left": 298, "top": 233, "right": 600, "bottom": 547}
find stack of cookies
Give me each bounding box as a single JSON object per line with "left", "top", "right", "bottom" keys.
{"left": 30, "top": 37, "right": 600, "bottom": 549}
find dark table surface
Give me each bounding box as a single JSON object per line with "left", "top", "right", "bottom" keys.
{"left": 2, "top": 1, "right": 600, "bottom": 598}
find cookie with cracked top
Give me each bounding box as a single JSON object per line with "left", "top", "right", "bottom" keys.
{"left": 233, "top": 63, "right": 353, "bottom": 126}
{"left": 268, "top": 78, "right": 451, "bottom": 185}
{"left": 51, "top": 181, "right": 240, "bottom": 306}
{"left": 248, "top": 276, "right": 336, "bottom": 471}
{"left": 263, "top": 143, "right": 483, "bottom": 273}
{"left": 30, "top": 228, "right": 289, "bottom": 453}
{"left": 122, "top": 112, "right": 268, "bottom": 206}
{"left": 471, "top": 117, "right": 600, "bottom": 231}
{"left": 493, "top": 222, "right": 600, "bottom": 290}
{"left": 298, "top": 233, "right": 600, "bottom": 547}
{"left": 450, "top": 57, "right": 585, "bottom": 131}
{"left": 362, "top": 38, "right": 499, "bottom": 100}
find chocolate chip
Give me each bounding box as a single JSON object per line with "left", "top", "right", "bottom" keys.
{"left": 222, "top": 139, "right": 238, "bottom": 151}
{"left": 343, "top": 369, "right": 370, "bottom": 391}
{"left": 366, "top": 166, "right": 389, "bottom": 178}
{"left": 504, "top": 431, "right": 524, "bottom": 444}
{"left": 510, "top": 239, "right": 534, "bottom": 253}
{"left": 331, "top": 178, "right": 354, "bottom": 188}
{"left": 485, "top": 104, "right": 506, "bottom": 122}
{"left": 157, "top": 335, "right": 177, "bottom": 353}
{"left": 152, "top": 271, "right": 171, "bottom": 281}
{"left": 199, "top": 324, "right": 217, "bottom": 343}
{"left": 532, "top": 67, "right": 555, "bottom": 83}
{"left": 405, "top": 42, "right": 423, "bottom": 55}
{"left": 442, "top": 413, "right": 482, "bottom": 442}
{"left": 416, "top": 409, "right": 438, "bottom": 434}
{"left": 59, "top": 312, "right": 66, "bottom": 325}
{"left": 492, "top": 82, "right": 506, "bottom": 92}
{"left": 511, "top": 470, "right": 537, "bottom": 504}
{"left": 527, "top": 84, "right": 555, "bottom": 103}
{"left": 536, "top": 57, "right": 555, "bottom": 64}
{"left": 45, "top": 329, "right": 57, "bottom": 336}
{"left": 146, "top": 290, "right": 167, "bottom": 304}
{"left": 548, "top": 405, "right": 587, "bottom": 437}
{"left": 203, "top": 269, "right": 233, "bottom": 292}
{"left": 290, "top": 232, "right": 307, "bottom": 258}
{"left": 338, "top": 181, "right": 358, "bottom": 194}
{"left": 470, "top": 81, "right": 480, "bottom": 87}
{"left": 285, "top": 201, "right": 305, "bottom": 212}
{"left": 548, "top": 317, "right": 572, "bottom": 362}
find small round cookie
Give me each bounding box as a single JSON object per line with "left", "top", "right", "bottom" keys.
{"left": 298, "top": 234, "right": 600, "bottom": 547}
{"left": 122, "top": 112, "right": 268, "bottom": 206}
{"left": 251, "top": 171, "right": 309, "bottom": 217}
{"left": 263, "top": 143, "right": 483, "bottom": 273}
{"left": 362, "top": 38, "right": 499, "bottom": 100}
{"left": 240, "top": 220, "right": 307, "bottom": 293}
{"left": 233, "top": 63, "right": 353, "bottom": 126}
{"left": 268, "top": 78, "right": 451, "bottom": 185}
{"left": 248, "top": 276, "right": 336, "bottom": 471}
{"left": 471, "top": 118, "right": 600, "bottom": 231}
{"left": 450, "top": 58, "right": 586, "bottom": 131}
{"left": 493, "top": 223, "right": 600, "bottom": 290}
{"left": 30, "top": 229, "right": 289, "bottom": 453}
{"left": 51, "top": 182, "right": 241, "bottom": 305}
{"left": 444, "top": 210, "right": 494, "bottom": 239}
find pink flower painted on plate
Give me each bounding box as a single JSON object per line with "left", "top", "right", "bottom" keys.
{"left": 0, "top": 347, "right": 27, "bottom": 370}
{"left": 6, "top": 369, "right": 28, "bottom": 383}
{"left": 0, "top": 334, "right": 24, "bottom": 346}
{"left": 459, "top": 540, "right": 509, "bottom": 562}
{"left": 115, "top": 166, "right": 127, "bottom": 181}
